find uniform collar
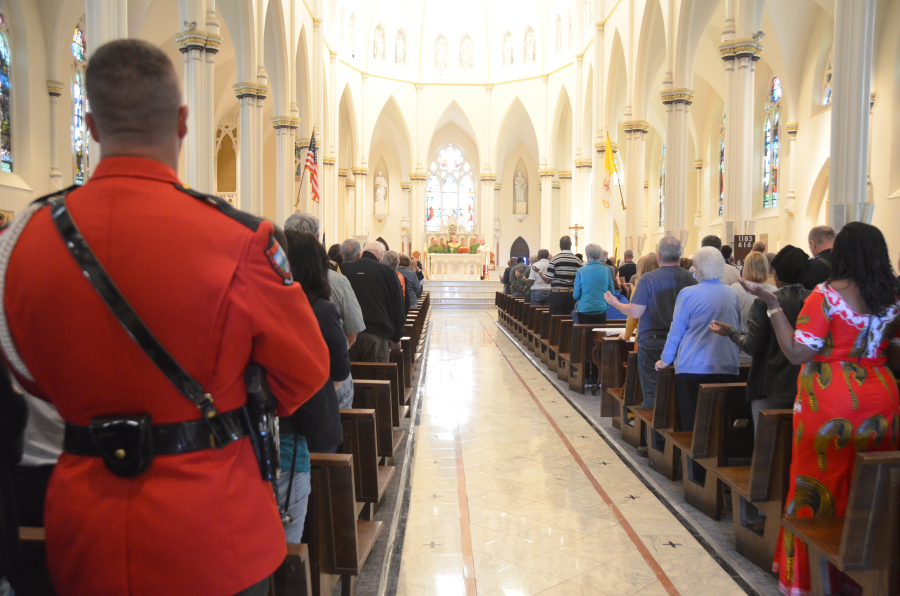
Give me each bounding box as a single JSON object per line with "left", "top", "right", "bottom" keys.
{"left": 87, "top": 156, "right": 182, "bottom": 185}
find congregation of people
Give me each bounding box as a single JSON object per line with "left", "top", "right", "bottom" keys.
{"left": 0, "top": 39, "right": 427, "bottom": 596}
{"left": 499, "top": 223, "right": 900, "bottom": 595}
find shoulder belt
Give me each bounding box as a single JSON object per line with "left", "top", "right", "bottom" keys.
{"left": 174, "top": 184, "right": 263, "bottom": 232}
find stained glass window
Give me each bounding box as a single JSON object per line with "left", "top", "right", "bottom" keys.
{"left": 424, "top": 143, "right": 475, "bottom": 232}
{"left": 763, "top": 77, "right": 781, "bottom": 209}
{"left": 822, "top": 52, "right": 833, "bottom": 105}
{"left": 0, "top": 25, "right": 11, "bottom": 173}
{"left": 658, "top": 144, "right": 665, "bottom": 228}
{"left": 72, "top": 26, "right": 88, "bottom": 185}
{"left": 719, "top": 109, "right": 725, "bottom": 217}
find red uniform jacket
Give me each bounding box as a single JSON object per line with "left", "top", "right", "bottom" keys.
{"left": 4, "top": 157, "right": 329, "bottom": 596}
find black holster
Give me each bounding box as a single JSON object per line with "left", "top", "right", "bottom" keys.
{"left": 88, "top": 415, "right": 154, "bottom": 477}
{"left": 244, "top": 364, "right": 280, "bottom": 482}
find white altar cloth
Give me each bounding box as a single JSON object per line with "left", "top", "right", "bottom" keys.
{"left": 425, "top": 252, "right": 488, "bottom": 281}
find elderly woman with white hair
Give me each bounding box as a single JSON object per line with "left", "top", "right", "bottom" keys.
{"left": 573, "top": 243, "right": 615, "bottom": 324}
{"left": 654, "top": 246, "right": 741, "bottom": 435}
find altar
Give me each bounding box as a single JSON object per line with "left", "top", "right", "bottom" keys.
{"left": 425, "top": 252, "right": 488, "bottom": 281}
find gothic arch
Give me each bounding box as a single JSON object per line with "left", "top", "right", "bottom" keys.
{"left": 605, "top": 29, "right": 627, "bottom": 138}
{"left": 338, "top": 84, "right": 358, "bottom": 170}
{"left": 295, "top": 24, "right": 311, "bottom": 139}
{"left": 494, "top": 97, "right": 539, "bottom": 179}
{"left": 633, "top": 0, "right": 667, "bottom": 120}
{"left": 427, "top": 100, "right": 480, "bottom": 170}
{"left": 510, "top": 236, "right": 530, "bottom": 261}
{"left": 262, "top": 0, "right": 289, "bottom": 115}
{"left": 549, "top": 86, "right": 573, "bottom": 170}
{"left": 369, "top": 95, "right": 413, "bottom": 175}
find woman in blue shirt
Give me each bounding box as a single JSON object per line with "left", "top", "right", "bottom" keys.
{"left": 573, "top": 243, "right": 615, "bottom": 324}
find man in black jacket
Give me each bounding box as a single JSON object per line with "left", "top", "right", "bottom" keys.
{"left": 710, "top": 245, "right": 811, "bottom": 430}
{"left": 341, "top": 241, "right": 405, "bottom": 362}
{"left": 804, "top": 225, "right": 834, "bottom": 289}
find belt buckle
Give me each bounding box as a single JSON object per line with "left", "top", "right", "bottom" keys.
{"left": 88, "top": 415, "right": 154, "bottom": 477}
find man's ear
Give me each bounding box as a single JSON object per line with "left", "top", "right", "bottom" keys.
{"left": 86, "top": 113, "right": 101, "bottom": 143}
{"left": 177, "top": 105, "right": 189, "bottom": 140}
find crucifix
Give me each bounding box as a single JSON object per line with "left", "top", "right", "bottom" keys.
{"left": 569, "top": 223, "right": 584, "bottom": 254}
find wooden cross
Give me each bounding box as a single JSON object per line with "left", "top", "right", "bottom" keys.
{"left": 569, "top": 223, "right": 584, "bottom": 253}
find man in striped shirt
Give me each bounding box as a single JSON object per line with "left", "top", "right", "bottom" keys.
{"left": 531, "top": 236, "right": 583, "bottom": 315}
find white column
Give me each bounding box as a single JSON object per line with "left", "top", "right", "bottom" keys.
{"left": 272, "top": 116, "right": 299, "bottom": 226}
{"left": 719, "top": 37, "right": 762, "bottom": 237}
{"left": 234, "top": 83, "right": 258, "bottom": 213}
{"left": 479, "top": 174, "right": 496, "bottom": 244}
{"left": 313, "top": 17, "right": 324, "bottom": 223}
{"left": 785, "top": 123, "right": 798, "bottom": 216}
{"left": 47, "top": 82, "right": 63, "bottom": 188}
{"left": 326, "top": 51, "right": 339, "bottom": 244}
{"left": 254, "top": 73, "right": 269, "bottom": 216}
{"left": 411, "top": 174, "right": 426, "bottom": 254}
{"left": 540, "top": 169, "right": 556, "bottom": 250}
{"left": 400, "top": 182, "right": 411, "bottom": 253}
{"left": 345, "top": 176, "right": 356, "bottom": 236}
{"left": 694, "top": 160, "right": 703, "bottom": 228}
{"left": 177, "top": 29, "right": 221, "bottom": 193}
{"left": 353, "top": 168, "right": 367, "bottom": 235}
{"left": 551, "top": 181, "right": 561, "bottom": 243}
{"left": 661, "top": 89, "right": 693, "bottom": 244}
{"left": 622, "top": 121, "right": 648, "bottom": 255}
{"left": 558, "top": 171, "right": 572, "bottom": 242}
{"left": 338, "top": 169, "right": 348, "bottom": 240}
{"left": 493, "top": 183, "right": 501, "bottom": 261}
{"left": 573, "top": 55, "right": 583, "bottom": 230}
{"left": 85, "top": 0, "right": 127, "bottom": 56}
{"left": 829, "top": 0, "right": 876, "bottom": 228}
{"left": 590, "top": 23, "right": 604, "bottom": 246}
{"left": 322, "top": 157, "right": 335, "bottom": 241}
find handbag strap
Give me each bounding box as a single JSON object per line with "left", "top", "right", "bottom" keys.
{"left": 49, "top": 193, "right": 233, "bottom": 446}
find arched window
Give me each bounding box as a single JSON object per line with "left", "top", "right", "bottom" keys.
{"left": 72, "top": 24, "right": 89, "bottom": 185}
{"left": 762, "top": 77, "right": 782, "bottom": 209}
{"left": 658, "top": 143, "right": 665, "bottom": 227}
{"left": 718, "top": 109, "right": 725, "bottom": 216}
{"left": 822, "top": 51, "right": 833, "bottom": 105}
{"left": 0, "top": 11, "right": 11, "bottom": 173}
{"left": 424, "top": 143, "right": 475, "bottom": 232}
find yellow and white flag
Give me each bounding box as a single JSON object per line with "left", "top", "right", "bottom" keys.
{"left": 601, "top": 132, "right": 615, "bottom": 209}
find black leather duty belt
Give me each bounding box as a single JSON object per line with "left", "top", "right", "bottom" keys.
{"left": 64, "top": 407, "right": 250, "bottom": 458}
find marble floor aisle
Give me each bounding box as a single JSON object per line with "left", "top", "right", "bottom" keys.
{"left": 394, "top": 310, "right": 750, "bottom": 596}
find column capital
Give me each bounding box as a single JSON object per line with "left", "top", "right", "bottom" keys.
{"left": 175, "top": 30, "right": 223, "bottom": 54}
{"left": 338, "top": 169, "right": 350, "bottom": 178}
{"left": 479, "top": 172, "right": 497, "bottom": 182}
{"left": 484, "top": 83, "right": 493, "bottom": 92}
{"left": 400, "top": 182, "right": 411, "bottom": 191}
{"left": 694, "top": 160, "right": 703, "bottom": 170}
{"left": 323, "top": 156, "right": 336, "bottom": 166}
{"left": 47, "top": 80, "right": 64, "bottom": 97}
{"left": 352, "top": 167, "right": 368, "bottom": 176}
{"left": 539, "top": 168, "right": 556, "bottom": 178}
{"left": 574, "top": 158, "right": 592, "bottom": 169}
{"left": 271, "top": 116, "right": 300, "bottom": 129}
{"left": 409, "top": 171, "right": 427, "bottom": 181}
{"left": 551, "top": 181, "right": 561, "bottom": 190}
{"left": 344, "top": 179, "right": 356, "bottom": 187}
{"left": 415, "top": 82, "right": 424, "bottom": 92}
{"left": 595, "top": 23, "right": 604, "bottom": 32}
{"left": 622, "top": 120, "right": 650, "bottom": 134}
{"left": 595, "top": 141, "right": 619, "bottom": 153}
{"left": 494, "top": 183, "right": 502, "bottom": 190}
{"left": 234, "top": 82, "right": 269, "bottom": 99}
{"left": 718, "top": 38, "right": 763, "bottom": 61}
{"left": 557, "top": 171, "right": 572, "bottom": 180}
{"left": 313, "top": 17, "right": 322, "bottom": 26}
{"left": 660, "top": 88, "right": 694, "bottom": 105}
{"left": 785, "top": 122, "right": 799, "bottom": 136}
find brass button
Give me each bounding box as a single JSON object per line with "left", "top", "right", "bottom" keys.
{"left": 115, "top": 449, "right": 126, "bottom": 459}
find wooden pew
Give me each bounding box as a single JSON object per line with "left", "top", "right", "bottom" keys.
{"left": 399, "top": 337, "right": 415, "bottom": 387}
{"left": 307, "top": 453, "right": 383, "bottom": 596}
{"left": 781, "top": 451, "right": 900, "bottom": 596}
{"left": 597, "top": 336, "right": 631, "bottom": 421}
{"left": 665, "top": 382, "right": 753, "bottom": 520}
{"left": 351, "top": 362, "right": 407, "bottom": 425}
{"left": 390, "top": 348, "right": 413, "bottom": 417}
{"left": 340, "top": 409, "right": 396, "bottom": 520}
{"left": 352, "top": 380, "right": 397, "bottom": 459}
{"left": 614, "top": 352, "right": 643, "bottom": 448}
{"left": 273, "top": 543, "right": 314, "bottom": 596}
{"left": 540, "top": 315, "right": 567, "bottom": 366}
{"left": 646, "top": 367, "right": 681, "bottom": 481}
{"left": 555, "top": 319, "right": 574, "bottom": 380}
{"left": 712, "top": 409, "right": 793, "bottom": 570}
{"left": 567, "top": 324, "right": 598, "bottom": 393}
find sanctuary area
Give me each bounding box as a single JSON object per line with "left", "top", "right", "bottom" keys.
{"left": 1, "top": 1, "right": 899, "bottom": 596}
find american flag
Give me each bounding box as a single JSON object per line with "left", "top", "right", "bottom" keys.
{"left": 306, "top": 133, "right": 319, "bottom": 203}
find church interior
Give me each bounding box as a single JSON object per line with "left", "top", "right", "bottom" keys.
{"left": 2, "top": 0, "right": 900, "bottom": 595}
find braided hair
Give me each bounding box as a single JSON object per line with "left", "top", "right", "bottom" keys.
{"left": 829, "top": 222, "right": 900, "bottom": 316}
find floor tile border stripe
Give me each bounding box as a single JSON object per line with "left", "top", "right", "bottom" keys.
{"left": 480, "top": 322, "right": 682, "bottom": 596}
{"left": 490, "top": 319, "right": 763, "bottom": 596}
{"left": 452, "top": 403, "right": 479, "bottom": 596}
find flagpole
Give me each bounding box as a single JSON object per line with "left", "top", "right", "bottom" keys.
{"left": 617, "top": 182, "right": 626, "bottom": 211}
{"left": 294, "top": 130, "right": 315, "bottom": 211}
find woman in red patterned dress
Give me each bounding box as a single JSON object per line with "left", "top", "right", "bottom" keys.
{"left": 744, "top": 222, "right": 900, "bottom": 596}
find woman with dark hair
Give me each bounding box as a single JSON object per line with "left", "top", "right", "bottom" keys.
{"left": 276, "top": 231, "right": 350, "bottom": 544}
{"left": 744, "top": 222, "right": 900, "bottom": 596}
{"left": 327, "top": 243, "right": 343, "bottom": 268}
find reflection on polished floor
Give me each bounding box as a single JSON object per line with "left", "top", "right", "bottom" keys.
{"left": 395, "top": 310, "right": 748, "bottom": 596}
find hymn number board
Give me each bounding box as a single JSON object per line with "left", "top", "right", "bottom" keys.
{"left": 733, "top": 235, "right": 755, "bottom": 268}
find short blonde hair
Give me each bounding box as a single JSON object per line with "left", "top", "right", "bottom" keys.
{"left": 742, "top": 251, "right": 769, "bottom": 283}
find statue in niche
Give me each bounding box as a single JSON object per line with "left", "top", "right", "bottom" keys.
{"left": 395, "top": 35, "right": 405, "bottom": 64}
{"left": 503, "top": 35, "right": 513, "bottom": 66}
{"left": 556, "top": 20, "right": 562, "bottom": 52}
{"left": 373, "top": 29, "right": 384, "bottom": 60}
{"left": 525, "top": 31, "right": 535, "bottom": 63}
{"left": 435, "top": 37, "right": 448, "bottom": 69}
{"left": 460, "top": 38, "right": 473, "bottom": 69}
{"left": 374, "top": 171, "right": 387, "bottom": 203}
{"left": 514, "top": 171, "right": 527, "bottom": 215}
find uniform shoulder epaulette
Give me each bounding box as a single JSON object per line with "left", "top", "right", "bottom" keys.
{"left": 174, "top": 184, "right": 263, "bottom": 232}
{"left": 30, "top": 184, "right": 80, "bottom": 207}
